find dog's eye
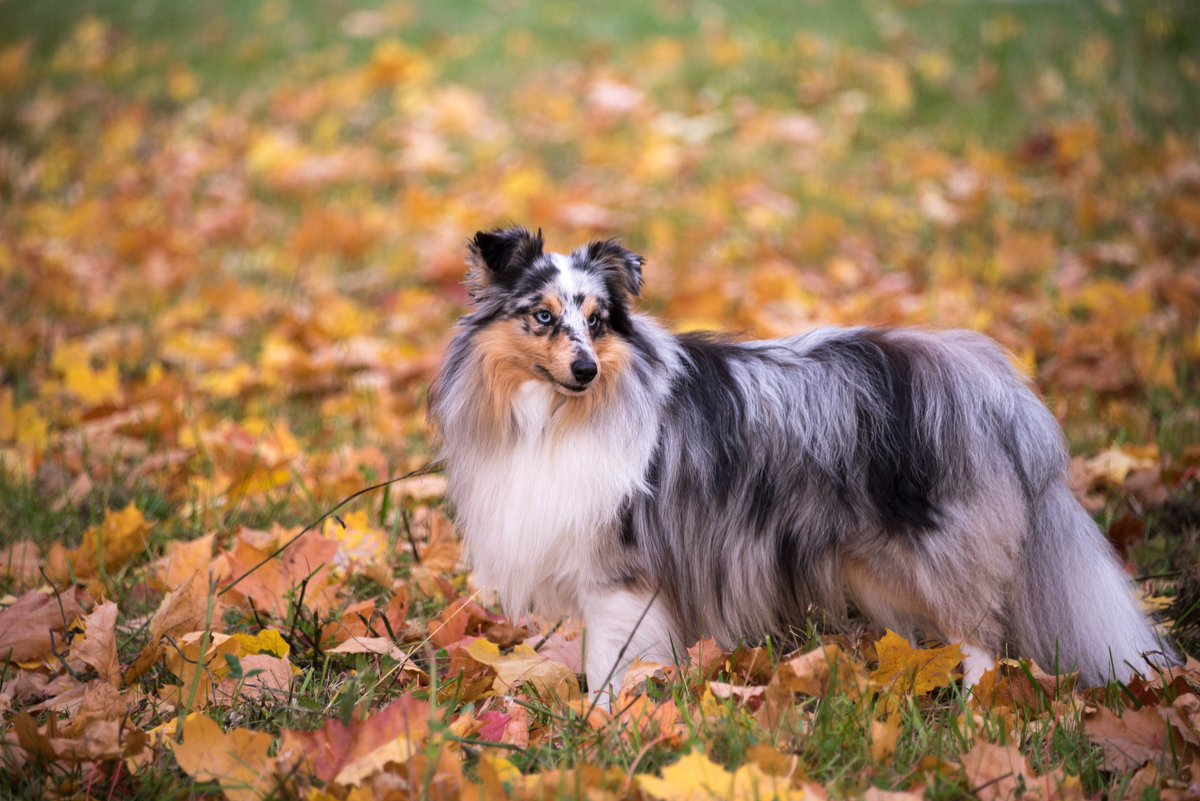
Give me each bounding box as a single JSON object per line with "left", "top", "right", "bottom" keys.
{"left": 587, "top": 314, "right": 601, "bottom": 330}
{"left": 534, "top": 309, "right": 553, "bottom": 325}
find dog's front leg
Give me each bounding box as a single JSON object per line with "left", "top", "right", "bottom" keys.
{"left": 583, "top": 588, "right": 677, "bottom": 710}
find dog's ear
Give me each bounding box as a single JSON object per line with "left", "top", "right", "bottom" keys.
{"left": 585, "top": 238, "right": 644, "bottom": 298}
{"left": 466, "top": 226, "right": 544, "bottom": 299}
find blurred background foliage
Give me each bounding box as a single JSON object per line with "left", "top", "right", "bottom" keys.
{"left": 1, "top": 0, "right": 1198, "bottom": 553}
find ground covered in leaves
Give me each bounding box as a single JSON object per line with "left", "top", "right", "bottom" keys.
{"left": 2, "top": 1, "right": 1200, "bottom": 799}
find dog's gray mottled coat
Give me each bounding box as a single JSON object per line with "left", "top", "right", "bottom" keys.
{"left": 430, "top": 226, "right": 1176, "bottom": 704}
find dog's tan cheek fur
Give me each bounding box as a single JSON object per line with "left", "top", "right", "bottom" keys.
{"left": 555, "top": 335, "right": 633, "bottom": 428}
{"left": 474, "top": 320, "right": 549, "bottom": 439}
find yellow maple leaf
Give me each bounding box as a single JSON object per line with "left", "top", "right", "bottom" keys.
{"left": 0, "top": 389, "right": 49, "bottom": 449}
{"left": 50, "top": 340, "right": 122, "bottom": 406}
{"left": 636, "top": 750, "right": 802, "bottom": 801}
{"left": 231, "top": 628, "right": 291, "bottom": 660}
{"left": 869, "top": 630, "right": 962, "bottom": 695}
{"left": 173, "top": 714, "right": 275, "bottom": 801}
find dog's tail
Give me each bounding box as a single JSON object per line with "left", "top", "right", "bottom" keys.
{"left": 1007, "top": 481, "right": 1178, "bottom": 685}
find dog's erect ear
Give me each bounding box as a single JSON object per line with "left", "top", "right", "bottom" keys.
{"left": 466, "top": 226, "right": 544, "bottom": 299}
{"left": 585, "top": 238, "right": 644, "bottom": 298}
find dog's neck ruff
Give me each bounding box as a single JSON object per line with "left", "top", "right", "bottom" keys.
{"left": 438, "top": 322, "right": 676, "bottom": 618}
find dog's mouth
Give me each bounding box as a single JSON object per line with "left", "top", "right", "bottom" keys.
{"left": 535, "top": 365, "right": 591, "bottom": 395}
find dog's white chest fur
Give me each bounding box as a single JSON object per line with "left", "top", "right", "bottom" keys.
{"left": 448, "top": 381, "right": 654, "bottom": 618}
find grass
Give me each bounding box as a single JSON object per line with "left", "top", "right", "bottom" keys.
{"left": 1, "top": 0, "right": 1199, "bottom": 798}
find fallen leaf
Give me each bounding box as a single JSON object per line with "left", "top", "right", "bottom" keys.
{"left": 321, "top": 592, "right": 410, "bottom": 647}
{"left": 870, "top": 713, "right": 903, "bottom": 763}
{"left": 173, "top": 714, "right": 276, "bottom": 801}
{"left": 870, "top": 631, "right": 963, "bottom": 695}
{"left": 328, "top": 636, "right": 405, "bottom": 660}
{"left": 66, "top": 600, "right": 119, "bottom": 684}
{"left": 707, "top": 681, "right": 766, "bottom": 708}
{"left": 276, "top": 694, "right": 430, "bottom": 786}
{"left": 959, "top": 740, "right": 1082, "bottom": 801}
{"left": 529, "top": 631, "right": 584, "bottom": 675}
{"left": 125, "top": 569, "right": 224, "bottom": 684}
{"left": 1082, "top": 703, "right": 1175, "bottom": 772}
{"left": 618, "top": 695, "right": 682, "bottom": 745}
{"left": 214, "top": 654, "right": 293, "bottom": 703}
{"left": 46, "top": 502, "right": 152, "bottom": 587}
{"left": 1083, "top": 447, "right": 1158, "bottom": 487}
{"left": 51, "top": 340, "right": 122, "bottom": 407}
{"left": 861, "top": 789, "right": 924, "bottom": 801}
{"left": 152, "top": 533, "right": 218, "bottom": 590}
{"left": 0, "top": 588, "right": 84, "bottom": 662}
{"left": 688, "top": 637, "right": 726, "bottom": 679}
{"left": 773, "top": 643, "right": 867, "bottom": 698}
{"left": 636, "top": 749, "right": 802, "bottom": 801}
{"left": 0, "top": 540, "right": 42, "bottom": 588}
{"left": 221, "top": 525, "right": 342, "bottom": 617}
{"left": 466, "top": 637, "right": 580, "bottom": 703}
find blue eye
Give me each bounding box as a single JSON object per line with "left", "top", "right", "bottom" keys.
{"left": 534, "top": 309, "right": 553, "bottom": 325}
{"left": 587, "top": 314, "right": 601, "bottom": 330}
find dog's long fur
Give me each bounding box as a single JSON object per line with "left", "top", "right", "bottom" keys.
{"left": 429, "top": 225, "right": 1176, "bottom": 703}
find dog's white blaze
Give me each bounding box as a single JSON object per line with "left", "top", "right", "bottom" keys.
{"left": 546, "top": 254, "right": 603, "bottom": 357}
{"left": 452, "top": 380, "right": 657, "bottom": 618}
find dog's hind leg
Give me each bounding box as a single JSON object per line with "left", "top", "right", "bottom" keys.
{"left": 582, "top": 587, "right": 679, "bottom": 710}
{"left": 960, "top": 642, "right": 997, "bottom": 686}
{"left": 840, "top": 551, "right": 1006, "bottom": 687}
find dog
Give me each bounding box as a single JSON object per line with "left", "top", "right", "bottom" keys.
{"left": 429, "top": 225, "right": 1176, "bottom": 705}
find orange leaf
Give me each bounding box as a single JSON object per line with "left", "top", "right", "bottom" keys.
{"left": 47, "top": 502, "right": 152, "bottom": 586}
{"left": 277, "top": 694, "right": 430, "bottom": 786}
{"left": 221, "top": 525, "right": 342, "bottom": 617}
{"left": 152, "top": 532, "right": 219, "bottom": 591}
{"left": 173, "top": 714, "right": 275, "bottom": 801}
{"left": 125, "top": 570, "right": 224, "bottom": 685}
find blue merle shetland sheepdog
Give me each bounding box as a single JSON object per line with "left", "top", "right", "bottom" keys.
{"left": 429, "top": 225, "right": 1176, "bottom": 705}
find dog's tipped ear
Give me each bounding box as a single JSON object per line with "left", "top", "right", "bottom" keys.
{"left": 586, "top": 238, "right": 644, "bottom": 298}
{"left": 467, "top": 226, "right": 544, "bottom": 299}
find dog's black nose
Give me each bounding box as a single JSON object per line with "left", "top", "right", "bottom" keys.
{"left": 571, "top": 358, "right": 598, "bottom": 384}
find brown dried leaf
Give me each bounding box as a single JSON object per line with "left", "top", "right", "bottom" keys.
{"left": 0, "top": 588, "right": 84, "bottom": 662}
{"left": 773, "top": 643, "right": 867, "bottom": 699}
{"left": 67, "top": 600, "right": 119, "bottom": 684}
{"left": 125, "top": 569, "right": 223, "bottom": 685}
{"left": 960, "top": 740, "right": 1083, "bottom": 801}
{"left": 1082, "top": 703, "right": 1175, "bottom": 772}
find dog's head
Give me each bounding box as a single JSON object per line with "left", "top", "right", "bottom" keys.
{"left": 463, "top": 225, "right": 643, "bottom": 396}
